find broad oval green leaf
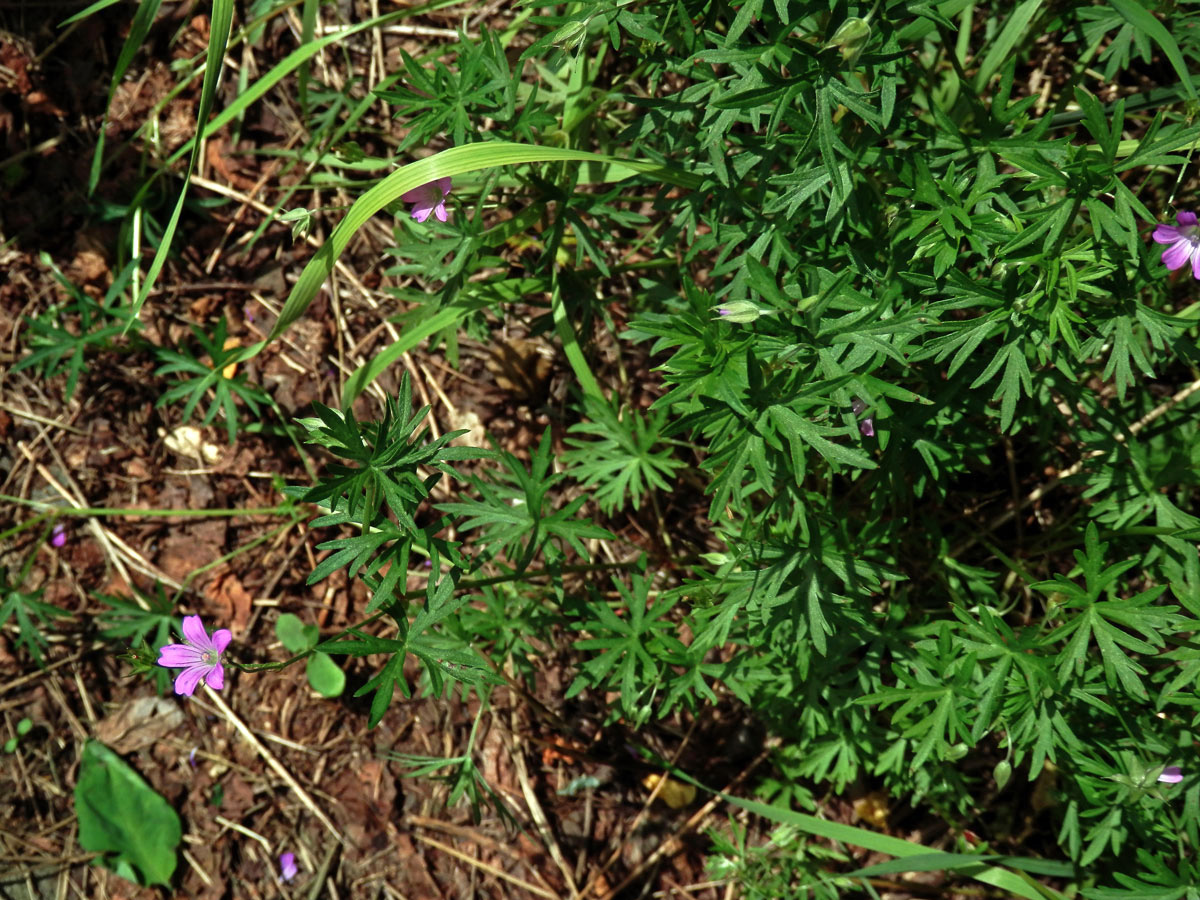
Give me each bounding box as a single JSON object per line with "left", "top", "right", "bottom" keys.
{"left": 75, "top": 740, "right": 181, "bottom": 887}
{"left": 307, "top": 651, "right": 347, "bottom": 698}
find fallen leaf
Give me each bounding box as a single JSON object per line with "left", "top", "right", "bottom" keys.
{"left": 208, "top": 572, "right": 252, "bottom": 637}
{"left": 161, "top": 425, "right": 220, "bottom": 464}
{"left": 852, "top": 790, "right": 890, "bottom": 828}
{"left": 93, "top": 696, "right": 184, "bottom": 755}
{"left": 540, "top": 735, "right": 586, "bottom": 766}
{"left": 221, "top": 337, "right": 239, "bottom": 380}
{"left": 641, "top": 772, "right": 696, "bottom": 809}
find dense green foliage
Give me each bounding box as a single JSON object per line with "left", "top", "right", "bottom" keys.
{"left": 14, "top": 0, "right": 1200, "bottom": 895}
{"left": 313, "top": 2, "right": 1200, "bottom": 894}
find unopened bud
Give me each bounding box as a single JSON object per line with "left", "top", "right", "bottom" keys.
{"left": 824, "top": 17, "right": 871, "bottom": 62}
{"left": 713, "top": 300, "right": 768, "bottom": 323}
{"left": 552, "top": 19, "right": 590, "bottom": 51}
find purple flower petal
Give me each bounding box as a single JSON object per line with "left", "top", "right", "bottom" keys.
{"left": 1162, "top": 240, "right": 1193, "bottom": 271}
{"left": 158, "top": 616, "right": 231, "bottom": 697}
{"left": 401, "top": 178, "right": 453, "bottom": 223}
{"left": 204, "top": 663, "right": 225, "bottom": 691}
{"left": 173, "top": 665, "right": 207, "bottom": 697}
{"left": 1159, "top": 766, "right": 1183, "bottom": 784}
{"left": 1154, "top": 212, "right": 1200, "bottom": 279}
{"left": 1154, "top": 224, "right": 1183, "bottom": 245}
{"left": 181, "top": 615, "right": 208, "bottom": 646}
{"left": 50, "top": 524, "right": 67, "bottom": 548}
{"left": 211, "top": 628, "right": 233, "bottom": 655}
{"left": 279, "top": 852, "right": 298, "bottom": 883}
{"left": 158, "top": 643, "right": 204, "bottom": 667}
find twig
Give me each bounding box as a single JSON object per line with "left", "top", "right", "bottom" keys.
{"left": 214, "top": 815, "right": 273, "bottom": 853}
{"left": 0, "top": 401, "right": 86, "bottom": 434}
{"left": 411, "top": 831, "right": 558, "bottom": 900}
{"left": 584, "top": 720, "right": 699, "bottom": 897}
{"left": 199, "top": 685, "right": 345, "bottom": 845}
{"left": 0, "top": 652, "right": 84, "bottom": 698}
{"left": 596, "top": 747, "right": 771, "bottom": 900}
{"left": 14, "top": 441, "right": 148, "bottom": 605}
{"left": 508, "top": 720, "right": 581, "bottom": 899}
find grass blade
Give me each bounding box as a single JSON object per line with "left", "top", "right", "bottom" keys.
{"left": 248, "top": 142, "right": 697, "bottom": 403}
{"left": 973, "top": 0, "right": 1042, "bottom": 90}
{"left": 126, "top": 0, "right": 233, "bottom": 327}
{"left": 86, "top": 0, "right": 163, "bottom": 195}
{"left": 1109, "top": 0, "right": 1197, "bottom": 101}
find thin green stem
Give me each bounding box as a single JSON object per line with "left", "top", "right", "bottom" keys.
{"left": 232, "top": 558, "right": 640, "bottom": 673}
{"left": 169, "top": 514, "right": 304, "bottom": 606}
{"left": 0, "top": 510, "right": 55, "bottom": 546}
{"left": 0, "top": 494, "right": 294, "bottom": 518}
{"left": 551, "top": 279, "right": 604, "bottom": 400}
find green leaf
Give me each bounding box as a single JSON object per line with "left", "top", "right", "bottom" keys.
{"left": 220, "top": 141, "right": 700, "bottom": 398}
{"left": 973, "top": 0, "right": 1043, "bottom": 90}
{"left": 767, "top": 405, "right": 877, "bottom": 471}
{"left": 127, "top": 0, "right": 234, "bottom": 325}
{"left": 84, "top": 0, "right": 164, "bottom": 194}
{"left": 75, "top": 740, "right": 181, "bottom": 886}
{"left": 1108, "top": 0, "right": 1196, "bottom": 101}
{"left": 306, "top": 652, "right": 346, "bottom": 698}
{"left": 0, "top": 568, "right": 69, "bottom": 667}
{"left": 276, "top": 613, "right": 318, "bottom": 654}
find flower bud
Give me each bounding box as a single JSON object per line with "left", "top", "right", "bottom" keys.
{"left": 824, "top": 17, "right": 871, "bottom": 63}
{"left": 713, "top": 300, "right": 766, "bottom": 323}
{"left": 552, "top": 19, "right": 590, "bottom": 51}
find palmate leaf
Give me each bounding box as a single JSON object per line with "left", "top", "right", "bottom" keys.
{"left": 0, "top": 569, "right": 69, "bottom": 667}
{"left": 438, "top": 429, "right": 613, "bottom": 568}
{"left": 859, "top": 638, "right": 975, "bottom": 770}
{"left": 566, "top": 568, "right": 687, "bottom": 726}
{"left": 1037, "top": 524, "right": 1181, "bottom": 699}
{"left": 563, "top": 394, "right": 685, "bottom": 514}
{"left": 95, "top": 582, "right": 176, "bottom": 693}
{"left": 154, "top": 318, "right": 269, "bottom": 443}
{"left": 297, "top": 373, "right": 490, "bottom": 534}
{"left": 15, "top": 256, "right": 139, "bottom": 401}
{"left": 968, "top": 337, "right": 1033, "bottom": 432}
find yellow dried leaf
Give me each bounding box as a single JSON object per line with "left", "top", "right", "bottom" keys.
{"left": 221, "top": 337, "right": 240, "bottom": 380}
{"left": 852, "top": 790, "right": 890, "bottom": 828}
{"left": 642, "top": 772, "right": 696, "bottom": 809}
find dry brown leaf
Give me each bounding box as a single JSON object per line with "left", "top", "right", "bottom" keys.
{"left": 208, "top": 571, "right": 252, "bottom": 636}
{"left": 221, "top": 336, "right": 239, "bottom": 380}
{"left": 93, "top": 696, "right": 184, "bottom": 755}
{"left": 852, "top": 790, "right": 890, "bottom": 829}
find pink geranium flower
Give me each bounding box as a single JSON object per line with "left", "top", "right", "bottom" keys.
{"left": 401, "top": 177, "right": 452, "bottom": 223}
{"left": 1153, "top": 212, "right": 1200, "bottom": 279}
{"left": 157, "top": 615, "right": 231, "bottom": 696}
